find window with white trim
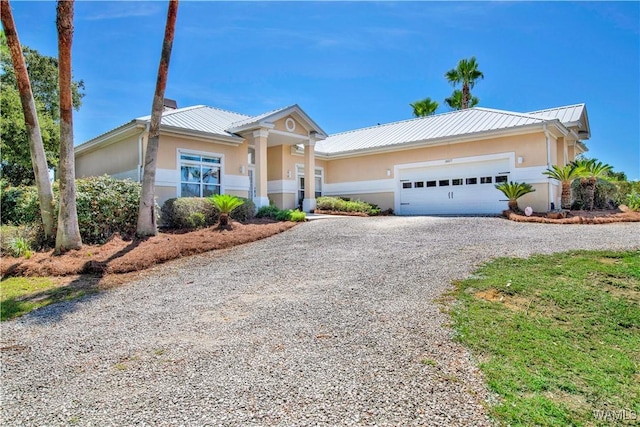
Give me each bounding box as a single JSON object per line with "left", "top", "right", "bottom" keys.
{"left": 180, "top": 153, "right": 221, "bottom": 197}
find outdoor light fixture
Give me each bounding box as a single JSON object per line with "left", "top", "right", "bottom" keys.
{"left": 240, "top": 165, "right": 246, "bottom": 174}
{"left": 517, "top": 156, "right": 524, "bottom": 164}
{"left": 287, "top": 170, "right": 292, "bottom": 178}
{"left": 386, "top": 169, "right": 391, "bottom": 176}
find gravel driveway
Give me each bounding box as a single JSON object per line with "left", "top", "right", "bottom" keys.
{"left": 2, "top": 217, "right": 639, "bottom": 426}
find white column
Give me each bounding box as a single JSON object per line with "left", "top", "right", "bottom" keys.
{"left": 302, "top": 133, "right": 317, "bottom": 212}
{"left": 253, "top": 128, "right": 270, "bottom": 208}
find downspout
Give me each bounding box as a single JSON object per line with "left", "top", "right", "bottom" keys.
{"left": 137, "top": 123, "right": 149, "bottom": 182}
{"left": 543, "top": 123, "right": 553, "bottom": 210}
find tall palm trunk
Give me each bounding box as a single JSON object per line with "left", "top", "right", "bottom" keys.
{"left": 1, "top": 0, "right": 56, "bottom": 240}
{"left": 461, "top": 82, "right": 470, "bottom": 109}
{"left": 136, "top": 0, "right": 179, "bottom": 237}
{"left": 55, "top": 0, "right": 82, "bottom": 252}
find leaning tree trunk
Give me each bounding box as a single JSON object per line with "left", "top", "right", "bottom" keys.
{"left": 560, "top": 182, "right": 572, "bottom": 210}
{"left": 136, "top": 0, "right": 179, "bottom": 237}
{"left": 1, "top": 0, "right": 56, "bottom": 240}
{"left": 55, "top": 0, "right": 82, "bottom": 252}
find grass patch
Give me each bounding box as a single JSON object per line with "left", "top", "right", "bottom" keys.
{"left": 450, "top": 250, "right": 640, "bottom": 426}
{"left": 1, "top": 276, "right": 92, "bottom": 321}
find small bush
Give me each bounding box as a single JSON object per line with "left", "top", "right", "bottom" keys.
{"left": 8, "top": 236, "right": 32, "bottom": 258}
{"left": 624, "top": 191, "right": 640, "bottom": 212}
{"left": 160, "top": 197, "right": 218, "bottom": 229}
{"left": 275, "top": 209, "right": 293, "bottom": 221}
{"left": 186, "top": 212, "right": 206, "bottom": 229}
{"left": 0, "top": 225, "right": 38, "bottom": 255}
{"left": 289, "top": 210, "right": 306, "bottom": 222}
{"left": 315, "top": 196, "right": 381, "bottom": 215}
{"left": 256, "top": 205, "right": 280, "bottom": 219}
{"left": 227, "top": 197, "right": 255, "bottom": 222}
{"left": 0, "top": 185, "right": 41, "bottom": 225}
{"left": 74, "top": 176, "right": 142, "bottom": 243}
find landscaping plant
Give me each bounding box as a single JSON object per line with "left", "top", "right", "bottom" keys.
{"left": 543, "top": 164, "right": 581, "bottom": 209}
{"left": 494, "top": 181, "right": 535, "bottom": 212}
{"left": 208, "top": 194, "right": 244, "bottom": 229}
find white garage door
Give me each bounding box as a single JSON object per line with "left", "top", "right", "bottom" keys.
{"left": 399, "top": 158, "right": 510, "bottom": 215}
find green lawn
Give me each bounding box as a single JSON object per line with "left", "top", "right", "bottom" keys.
{"left": 1, "top": 277, "right": 90, "bottom": 321}
{"left": 450, "top": 250, "right": 640, "bottom": 426}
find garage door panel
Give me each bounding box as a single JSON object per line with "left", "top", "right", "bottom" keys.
{"left": 399, "top": 158, "right": 510, "bottom": 215}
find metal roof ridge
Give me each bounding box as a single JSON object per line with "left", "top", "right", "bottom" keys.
{"left": 327, "top": 108, "right": 469, "bottom": 138}
{"left": 227, "top": 104, "right": 298, "bottom": 128}
{"left": 527, "top": 103, "right": 586, "bottom": 114}
{"left": 472, "top": 106, "right": 548, "bottom": 122}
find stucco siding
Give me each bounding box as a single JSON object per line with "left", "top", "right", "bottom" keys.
{"left": 156, "top": 135, "right": 248, "bottom": 176}
{"left": 76, "top": 134, "right": 140, "bottom": 179}
{"left": 273, "top": 115, "right": 309, "bottom": 136}
{"left": 325, "top": 133, "right": 548, "bottom": 184}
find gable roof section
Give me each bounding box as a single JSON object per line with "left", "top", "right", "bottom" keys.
{"left": 136, "top": 105, "right": 250, "bottom": 139}
{"left": 527, "top": 103, "right": 590, "bottom": 139}
{"left": 316, "top": 107, "right": 556, "bottom": 155}
{"left": 226, "top": 104, "right": 327, "bottom": 138}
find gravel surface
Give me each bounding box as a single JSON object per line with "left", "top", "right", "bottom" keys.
{"left": 2, "top": 217, "right": 639, "bottom": 426}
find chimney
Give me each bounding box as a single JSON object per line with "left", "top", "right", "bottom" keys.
{"left": 163, "top": 98, "right": 178, "bottom": 110}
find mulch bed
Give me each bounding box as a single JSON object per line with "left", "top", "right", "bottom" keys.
{"left": 503, "top": 209, "right": 640, "bottom": 224}
{"left": 1, "top": 221, "right": 297, "bottom": 277}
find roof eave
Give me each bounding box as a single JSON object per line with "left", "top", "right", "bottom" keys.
{"left": 160, "top": 125, "right": 245, "bottom": 145}
{"left": 75, "top": 121, "right": 146, "bottom": 155}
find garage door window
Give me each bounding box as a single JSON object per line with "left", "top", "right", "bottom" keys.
{"left": 402, "top": 182, "right": 412, "bottom": 189}
{"left": 480, "top": 176, "right": 492, "bottom": 184}
{"left": 426, "top": 180, "right": 437, "bottom": 187}
{"left": 439, "top": 179, "right": 450, "bottom": 186}
{"left": 466, "top": 178, "right": 477, "bottom": 185}
{"left": 495, "top": 175, "right": 508, "bottom": 183}
{"left": 415, "top": 181, "right": 425, "bottom": 188}
{"left": 452, "top": 179, "right": 463, "bottom": 186}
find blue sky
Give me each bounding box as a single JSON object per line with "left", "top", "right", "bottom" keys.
{"left": 7, "top": 1, "right": 640, "bottom": 179}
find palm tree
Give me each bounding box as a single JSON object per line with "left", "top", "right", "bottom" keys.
{"left": 445, "top": 57, "right": 483, "bottom": 109}
{"left": 543, "top": 164, "right": 581, "bottom": 209}
{"left": 572, "top": 158, "right": 613, "bottom": 211}
{"left": 55, "top": 0, "right": 82, "bottom": 252}
{"left": 1, "top": 0, "right": 56, "bottom": 240}
{"left": 410, "top": 97, "right": 439, "bottom": 117}
{"left": 444, "top": 89, "right": 479, "bottom": 111}
{"left": 495, "top": 181, "right": 535, "bottom": 212}
{"left": 209, "top": 194, "right": 244, "bottom": 230}
{"left": 137, "top": 0, "right": 179, "bottom": 236}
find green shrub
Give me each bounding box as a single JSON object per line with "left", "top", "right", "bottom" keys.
{"left": 275, "top": 209, "right": 293, "bottom": 221}
{"left": 624, "top": 191, "right": 640, "bottom": 211}
{"left": 289, "top": 209, "right": 306, "bottom": 222}
{"left": 160, "top": 197, "right": 218, "bottom": 229}
{"left": 256, "top": 205, "right": 281, "bottom": 219}
{"left": 612, "top": 181, "right": 640, "bottom": 206}
{"left": 186, "top": 212, "right": 206, "bottom": 229}
{"left": 161, "top": 195, "right": 255, "bottom": 229}
{"left": 315, "top": 196, "right": 381, "bottom": 215}
{"left": 572, "top": 178, "right": 617, "bottom": 210}
{"left": 1, "top": 176, "right": 142, "bottom": 244}
{"left": 226, "top": 197, "right": 255, "bottom": 222}
{"left": 0, "top": 225, "right": 40, "bottom": 256}
{"left": 0, "top": 185, "right": 41, "bottom": 225}
{"left": 74, "top": 176, "right": 142, "bottom": 243}
{"left": 7, "top": 236, "right": 32, "bottom": 258}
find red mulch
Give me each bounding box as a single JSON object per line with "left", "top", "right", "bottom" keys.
{"left": 1, "top": 221, "right": 297, "bottom": 277}
{"left": 503, "top": 209, "right": 640, "bottom": 224}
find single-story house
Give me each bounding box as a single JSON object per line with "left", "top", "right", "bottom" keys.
{"left": 75, "top": 101, "right": 590, "bottom": 215}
